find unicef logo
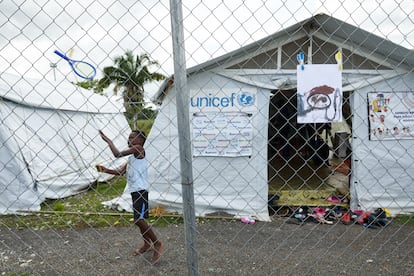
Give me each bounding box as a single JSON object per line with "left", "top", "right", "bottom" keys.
{"left": 237, "top": 91, "right": 256, "bottom": 107}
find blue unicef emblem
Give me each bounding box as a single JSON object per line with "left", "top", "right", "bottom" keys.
{"left": 237, "top": 91, "right": 255, "bottom": 107}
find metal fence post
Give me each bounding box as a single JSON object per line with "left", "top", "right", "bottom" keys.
{"left": 169, "top": 0, "right": 199, "bottom": 275}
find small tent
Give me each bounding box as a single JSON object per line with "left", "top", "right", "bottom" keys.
{"left": 106, "top": 13, "right": 414, "bottom": 218}
{"left": 0, "top": 73, "right": 130, "bottom": 214}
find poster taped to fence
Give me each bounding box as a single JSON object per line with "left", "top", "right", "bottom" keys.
{"left": 192, "top": 112, "right": 253, "bottom": 157}
{"left": 297, "top": 64, "right": 342, "bottom": 123}
{"left": 368, "top": 92, "right": 414, "bottom": 140}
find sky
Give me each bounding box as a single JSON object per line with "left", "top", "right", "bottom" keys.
{"left": 0, "top": 0, "right": 412, "bottom": 100}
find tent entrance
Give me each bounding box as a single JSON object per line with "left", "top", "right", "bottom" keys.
{"left": 268, "top": 89, "right": 350, "bottom": 208}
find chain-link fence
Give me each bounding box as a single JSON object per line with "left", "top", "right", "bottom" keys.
{"left": 1, "top": 0, "right": 414, "bottom": 275}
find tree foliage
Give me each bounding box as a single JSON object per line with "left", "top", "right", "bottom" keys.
{"left": 98, "top": 51, "right": 165, "bottom": 107}
{"left": 75, "top": 50, "right": 165, "bottom": 125}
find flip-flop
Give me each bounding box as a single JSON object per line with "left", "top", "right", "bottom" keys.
{"left": 326, "top": 196, "right": 341, "bottom": 203}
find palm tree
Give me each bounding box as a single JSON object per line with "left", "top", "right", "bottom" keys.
{"left": 97, "top": 51, "right": 165, "bottom": 125}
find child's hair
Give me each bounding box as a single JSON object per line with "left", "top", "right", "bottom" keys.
{"left": 132, "top": 130, "right": 146, "bottom": 142}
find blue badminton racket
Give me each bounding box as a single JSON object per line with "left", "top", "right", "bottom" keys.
{"left": 54, "top": 50, "right": 96, "bottom": 80}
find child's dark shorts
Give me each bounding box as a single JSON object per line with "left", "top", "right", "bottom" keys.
{"left": 131, "top": 190, "right": 149, "bottom": 220}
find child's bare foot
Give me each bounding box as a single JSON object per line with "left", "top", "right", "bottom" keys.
{"left": 150, "top": 241, "right": 163, "bottom": 264}
{"left": 132, "top": 244, "right": 151, "bottom": 256}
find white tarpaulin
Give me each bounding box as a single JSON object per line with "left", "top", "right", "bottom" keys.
{"left": 351, "top": 74, "right": 414, "bottom": 214}
{"left": 0, "top": 73, "right": 130, "bottom": 214}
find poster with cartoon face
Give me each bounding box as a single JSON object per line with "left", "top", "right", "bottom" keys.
{"left": 297, "top": 64, "right": 342, "bottom": 123}
{"left": 368, "top": 92, "right": 414, "bottom": 140}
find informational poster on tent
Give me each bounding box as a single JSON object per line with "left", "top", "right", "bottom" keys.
{"left": 189, "top": 88, "right": 256, "bottom": 157}
{"left": 297, "top": 64, "right": 342, "bottom": 123}
{"left": 368, "top": 92, "right": 414, "bottom": 140}
{"left": 192, "top": 112, "right": 253, "bottom": 157}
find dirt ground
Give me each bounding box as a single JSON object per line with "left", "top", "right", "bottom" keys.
{"left": 1, "top": 217, "right": 413, "bottom": 275}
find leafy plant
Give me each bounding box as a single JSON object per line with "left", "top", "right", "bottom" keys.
{"left": 97, "top": 51, "right": 165, "bottom": 124}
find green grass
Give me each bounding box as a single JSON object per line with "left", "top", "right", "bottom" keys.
{"left": 0, "top": 176, "right": 183, "bottom": 229}
{"left": 1, "top": 175, "right": 413, "bottom": 229}
{"left": 394, "top": 214, "right": 414, "bottom": 226}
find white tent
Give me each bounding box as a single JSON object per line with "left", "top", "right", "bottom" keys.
{"left": 0, "top": 73, "right": 130, "bottom": 214}
{"left": 105, "top": 14, "right": 414, "bottom": 218}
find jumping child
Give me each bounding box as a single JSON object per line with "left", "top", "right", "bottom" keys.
{"left": 96, "top": 130, "right": 163, "bottom": 263}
